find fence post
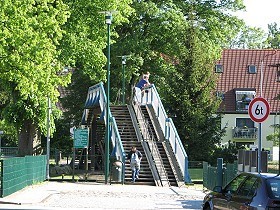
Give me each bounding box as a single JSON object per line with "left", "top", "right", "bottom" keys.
{"left": 0, "top": 160, "right": 3, "bottom": 197}
{"left": 217, "top": 158, "right": 223, "bottom": 187}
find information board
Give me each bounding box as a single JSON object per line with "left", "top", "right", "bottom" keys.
{"left": 74, "top": 129, "right": 89, "bottom": 148}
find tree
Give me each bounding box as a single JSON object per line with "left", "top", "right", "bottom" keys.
{"left": 0, "top": 1, "right": 133, "bottom": 155}
{"left": 57, "top": 0, "right": 133, "bottom": 118}
{"left": 266, "top": 22, "right": 280, "bottom": 49}
{"left": 51, "top": 1, "right": 133, "bottom": 153}
{"left": 230, "top": 25, "right": 267, "bottom": 49}
{"left": 111, "top": 0, "right": 245, "bottom": 161}
{"left": 267, "top": 124, "right": 280, "bottom": 146}
{"left": 58, "top": 0, "right": 133, "bottom": 80}
{"left": 167, "top": 0, "right": 246, "bottom": 161}
{"left": 0, "top": 0, "right": 70, "bottom": 156}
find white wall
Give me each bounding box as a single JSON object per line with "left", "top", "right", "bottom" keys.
{"left": 273, "top": 147, "right": 279, "bottom": 161}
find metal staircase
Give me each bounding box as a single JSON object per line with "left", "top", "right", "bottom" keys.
{"left": 140, "top": 106, "right": 179, "bottom": 187}
{"left": 110, "top": 105, "right": 155, "bottom": 185}
{"left": 81, "top": 82, "right": 191, "bottom": 185}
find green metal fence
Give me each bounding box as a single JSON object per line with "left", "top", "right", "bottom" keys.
{"left": 222, "top": 161, "right": 238, "bottom": 187}
{"left": 203, "top": 161, "right": 238, "bottom": 191}
{"left": 0, "top": 155, "right": 46, "bottom": 197}
{"left": 1, "top": 147, "right": 18, "bottom": 156}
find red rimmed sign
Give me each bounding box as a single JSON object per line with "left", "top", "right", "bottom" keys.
{"left": 248, "top": 97, "right": 270, "bottom": 123}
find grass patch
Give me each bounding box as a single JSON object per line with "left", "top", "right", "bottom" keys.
{"left": 268, "top": 161, "right": 279, "bottom": 173}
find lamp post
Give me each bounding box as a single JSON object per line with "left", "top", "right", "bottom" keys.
{"left": 268, "top": 63, "right": 280, "bottom": 173}
{"left": 103, "top": 12, "right": 112, "bottom": 184}
{"left": 117, "top": 55, "right": 130, "bottom": 105}
{"left": 0, "top": 131, "right": 4, "bottom": 156}
{"left": 121, "top": 56, "right": 126, "bottom": 104}
{"left": 258, "top": 51, "right": 277, "bottom": 173}
{"left": 46, "top": 97, "right": 51, "bottom": 180}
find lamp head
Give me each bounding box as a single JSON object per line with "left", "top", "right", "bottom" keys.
{"left": 122, "top": 56, "right": 126, "bottom": 65}
{"left": 105, "top": 14, "right": 112, "bottom": 25}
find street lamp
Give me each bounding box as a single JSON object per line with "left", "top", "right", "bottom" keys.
{"left": 101, "top": 11, "right": 113, "bottom": 184}
{"left": 0, "top": 131, "right": 4, "bottom": 156}
{"left": 122, "top": 56, "right": 126, "bottom": 105}
{"left": 268, "top": 62, "right": 280, "bottom": 173}
{"left": 258, "top": 50, "right": 277, "bottom": 173}
{"left": 117, "top": 55, "right": 130, "bottom": 105}
{"left": 46, "top": 97, "right": 51, "bottom": 180}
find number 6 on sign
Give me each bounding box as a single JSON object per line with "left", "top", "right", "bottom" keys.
{"left": 248, "top": 97, "right": 270, "bottom": 123}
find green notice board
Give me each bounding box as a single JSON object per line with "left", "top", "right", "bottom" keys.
{"left": 74, "top": 129, "right": 89, "bottom": 148}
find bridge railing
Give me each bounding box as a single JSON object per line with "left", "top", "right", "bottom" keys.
{"left": 82, "top": 82, "right": 125, "bottom": 182}
{"left": 141, "top": 84, "right": 191, "bottom": 183}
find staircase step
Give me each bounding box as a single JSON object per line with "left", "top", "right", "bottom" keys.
{"left": 111, "top": 105, "right": 155, "bottom": 186}
{"left": 141, "top": 106, "right": 178, "bottom": 187}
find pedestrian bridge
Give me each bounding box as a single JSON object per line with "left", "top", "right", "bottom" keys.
{"left": 80, "top": 82, "right": 191, "bottom": 186}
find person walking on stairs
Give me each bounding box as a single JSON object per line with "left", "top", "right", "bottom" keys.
{"left": 127, "top": 146, "right": 142, "bottom": 183}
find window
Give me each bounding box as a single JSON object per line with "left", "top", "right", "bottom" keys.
{"left": 235, "top": 90, "right": 256, "bottom": 111}
{"left": 248, "top": 65, "right": 257, "bottom": 74}
{"left": 236, "top": 118, "right": 254, "bottom": 129}
{"left": 224, "top": 174, "right": 247, "bottom": 194}
{"left": 233, "top": 118, "right": 257, "bottom": 139}
{"left": 215, "top": 64, "right": 223, "bottom": 73}
{"left": 237, "top": 176, "right": 258, "bottom": 197}
{"left": 216, "top": 91, "right": 225, "bottom": 100}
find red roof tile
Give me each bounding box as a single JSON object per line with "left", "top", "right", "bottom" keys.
{"left": 216, "top": 49, "right": 280, "bottom": 113}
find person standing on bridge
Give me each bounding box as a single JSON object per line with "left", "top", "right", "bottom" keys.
{"left": 127, "top": 146, "right": 142, "bottom": 183}
{"left": 134, "top": 72, "right": 150, "bottom": 104}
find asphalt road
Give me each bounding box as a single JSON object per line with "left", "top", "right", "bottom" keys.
{"left": 0, "top": 181, "right": 206, "bottom": 210}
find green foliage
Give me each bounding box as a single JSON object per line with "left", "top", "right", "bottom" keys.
{"left": 51, "top": 1, "right": 134, "bottom": 152}
{"left": 266, "top": 22, "right": 280, "bottom": 49}
{"left": 209, "top": 140, "right": 243, "bottom": 165}
{"left": 47, "top": 118, "right": 72, "bottom": 155}
{"left": 0, "top": 0, "right": 71, "bottom": 136}
{"left": 267, "top": 124, "right": 280, "bottom": 146}
{"left": 0, "top": 0, "right": 133, "bottom": 153}
{"left": 110, "top": 0, "right": 246, "bottom": 161}
{"left": 59, "top": 70, "right": 97, "bottom": 127}
{"left": 59, "top": 0, "right": 133, "bottom": 80}
{"left": 230, "top": 26, "right": 267, "bottom": 49}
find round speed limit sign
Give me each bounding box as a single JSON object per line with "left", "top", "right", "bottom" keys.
{"left": 248, "top": 97, "right": 270, "bottom": 123}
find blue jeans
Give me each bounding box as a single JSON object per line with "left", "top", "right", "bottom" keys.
{"left": 130, "top": 161, "right": 140, "bottom": 181}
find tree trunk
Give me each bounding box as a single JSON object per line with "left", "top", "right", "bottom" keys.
{"left": 18, "top": 120, "right": 41, "bottom": 156}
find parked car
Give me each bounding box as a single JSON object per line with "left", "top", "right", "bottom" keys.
{"left": 202, "top": 172, "right": 280, "bottom": 210}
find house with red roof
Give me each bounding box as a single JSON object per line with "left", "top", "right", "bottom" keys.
{"left": 216, "top": 49, "right": 280, "bottom": 156}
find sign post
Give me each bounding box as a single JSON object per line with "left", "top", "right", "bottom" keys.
{"left": 72, "top": 128, "right": 89, "bottom": 181}
{"left": 248, "top": 97, "right": 270, "bottom": 173}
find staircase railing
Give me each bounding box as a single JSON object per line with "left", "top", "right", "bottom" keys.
{"left": 132, "top": 103, "right": 169, "bottom": 187}
{"left": 82, "top": 82, "right": 126, "bottom": 182}
{"left": 140, "top": 84, "right": 191, "bottom": 183}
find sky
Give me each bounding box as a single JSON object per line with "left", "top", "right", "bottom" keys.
{"left": 234, "top": 0, "right": 280, "bottom": 31}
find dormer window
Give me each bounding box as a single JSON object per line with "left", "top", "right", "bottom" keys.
{"left": 215, "top": 64, "right": 223, "bottom": 73}
{"left": 248, "top": 65, "right": 257, "bottom": 74}
{"left": 235, "top": 90, "right": 256, "bottom": 112}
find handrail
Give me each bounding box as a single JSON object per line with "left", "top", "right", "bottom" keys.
{"left": 128, "top": 105, "right": 161, "bottom": 186}
{"left": 133, "top": 94, "right": 169, "bottom": 186}
{"left": 110, "top": 117, "right": 126, "bottom": 158}
{"left": 141, "top": 84, "right": 191, "bottom": 183}
{"left": 82, "top": 82, "right": 125, "bottom": 183}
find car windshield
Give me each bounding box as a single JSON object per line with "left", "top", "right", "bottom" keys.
{"left": 266, "top": 176, "right": 280, "bottom": 199}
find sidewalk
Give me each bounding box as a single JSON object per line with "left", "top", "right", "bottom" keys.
{"left": 0, "top": 181, "right": 206, "bottom": 209}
